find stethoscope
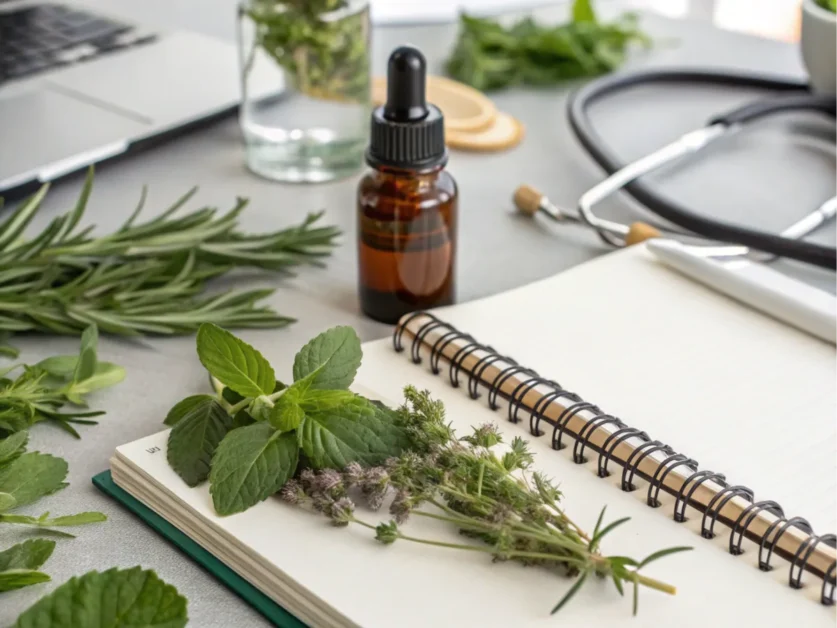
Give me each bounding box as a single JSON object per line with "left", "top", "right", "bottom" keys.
{"left": 515, "top": 69, "right": 837, "bottom": 270}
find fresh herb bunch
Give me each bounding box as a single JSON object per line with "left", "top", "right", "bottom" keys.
{"left": 164, "top": 324, "right": 407, "bottom": 516}
{"left": 446, "top": 0, "right": 651, "bottom": 91}
{"left": 283, "top": 386, "right": 691, "bottom": 616}
{"left": 0, "top": 169, "right": 340, "bottom": 343}
{"left": 12, "top": 566, "right": 188, "bottom": 626}
{"left": 0, "top": 432, "right": 107, "bottom": 593}
{"left": 243, "top": 0, "right": 370, "bottom": 103}
{"left": 0, "top": 325, "right": 125, "bottom": 438}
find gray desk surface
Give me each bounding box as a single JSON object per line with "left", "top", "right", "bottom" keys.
{"left": 4, "top": 2, "right": 836, "bottom": 624}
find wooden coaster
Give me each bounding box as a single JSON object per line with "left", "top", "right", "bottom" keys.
{"left": 372, "top": 75, "right": 497, "bottom": 134}
{"left": 446, "top": 112, "right": 525, "bottom": 152}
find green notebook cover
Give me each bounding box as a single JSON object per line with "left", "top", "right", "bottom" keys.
{"left": 92, "top": 471, "right": 307, "bottom": 628}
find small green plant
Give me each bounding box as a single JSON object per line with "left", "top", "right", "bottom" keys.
{"left": 816, "top": 0, "right": 836, "bottom": 12}
{"left": 0, "top": 432, "right": 106, "bottom": 593}
{"left": 12, "top": 567, "right": 188, "bottom": 627}
{"left": 446, "top": 0, "right": 651, "bottom": 91}
{"left": 0, "top": 325, "right": 125, "bottom": 438}
{"left": 242, "top": 0, "right": 370, "bottom": 103}
{"left": 164, "top": 324, "right": 408, "bottom": 515}
{"left": 283, "top": 386, "right": 691, "bottom": 616}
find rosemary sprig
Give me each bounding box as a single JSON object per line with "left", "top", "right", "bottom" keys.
{"left": 283, "top": 387, "right": 692, "bottom": 616}
{"left": 0, "top": 169, "right": 340, "bottom": 339}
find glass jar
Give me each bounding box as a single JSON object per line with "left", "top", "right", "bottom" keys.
{"left": 236, "top": 0, "right": 371, "bottom": 183}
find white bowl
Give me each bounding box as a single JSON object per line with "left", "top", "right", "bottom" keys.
{"left": 800, "top": 0, "right": 836, "bottom": 93}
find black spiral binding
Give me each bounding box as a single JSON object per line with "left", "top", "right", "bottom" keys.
{"left": 393, "top": 313, "right": 837, "bottom": 604}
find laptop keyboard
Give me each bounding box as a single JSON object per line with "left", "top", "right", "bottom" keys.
{"left": 0, "top": 4, "right": 156, "bottom": 85}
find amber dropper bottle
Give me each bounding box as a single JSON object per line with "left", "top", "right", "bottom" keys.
{"left": 357, "top": 46, "right": 458, "bottom": 324}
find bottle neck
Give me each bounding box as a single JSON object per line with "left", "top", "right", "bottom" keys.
{"left": 370, "top": 164, "right": 444, "bottom": 180}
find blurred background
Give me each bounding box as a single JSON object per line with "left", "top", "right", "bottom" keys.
{"left": 369, "top": 0, "right": 804, "bottom": 42}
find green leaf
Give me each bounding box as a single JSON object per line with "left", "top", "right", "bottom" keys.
{"left": 231, "top": 410, "right": 256, "bottom": 431}
{"left": 72, "top": 325, "right": 98, "bottom": 384}
{"left": 167, "top": 398, "right": 232, "bottom": 487}
{"left": 164, "top": 395, "right": 215, "bottom": 427}
{"left": 0, "top": 432, "right": 28, "bottom": 467}
{"left": 209, "top": 423, "right": 298, "bottom": 515}
{"left": 572, "top": 0, "right": 597, "bottom": 23}
{"left": 292, "top": 326, "right": 361, "bottom": 390}
{"left": 0, "top": 539, "right": 55, "bottom": 571}
{"left": 611, "top": 573, "right": 624, "bottom": 596}
{"left": 0, "top": 569, "right": 50, "bottom": 592}
{"left": 590, "top": 516, "right": 631, "bottom": 550}
{"left": 269, "top": 393, "right": 305, "bottom": 432}
{"left": 298, "top": 396, "right": 408, "bottom": 469}
{"left": 35, "top": 356, "right": 78, "bottom": 380}
{"left": 0, "top": 492, "right": 15, "bottom": 512}
{"left": 299, "top": 389, "right": 356, "bottom": 413}
{"left": 65, "top": 362, "right": 125, "bottom": 396}
{"left": 592, "top": 506, "right": 606, "bottom": 539}
{"left": 197, "top": 324, "right": 275, "bottom": 398}
{"left": 41, "top": 512, "right": 107, "bottom": 527}
{"left": 0, "top": 452, "right": 68, "bottom": 508}
{"left": 637, "top": 546, "right": 693, "bottom": 569}
{"left": 13, "top": 566, "right": 188, "bottom": 627}
{"left": 632, "top": 573, "right": 639, "bottom": 616}
{"left": 550, "top": 571, "right": 588, "bottom": 614}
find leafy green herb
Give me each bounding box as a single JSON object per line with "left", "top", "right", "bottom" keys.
{"left": 0, "top": 539, "right": 55, "bottom": 593}
{"left": 816, "top": 0, "right": 836, "bottom": 12}
{"left": 13, "top": 566, "right": 188, "bottom": 627}
{"left": 165, "top": 324, "right": 407, "bottom": 515}
{"left": 283, "top": 386, "right": 691, "bottom": 616}
{"left": 166, "top": 397, "right": 231, "bottom": 487}
{"left": 0, "top": 168, "right": 340, "bottom": 344}
{"left": 0, "top": 433, "right": 107, "bottom": 534}
{"left": 197, "top": 324, "right": 275, "bottom": 398}
{"left": 209, "top": 424, "right": 299, "bottom": 515}
{"left": 445, "top": 0, "right": 651, "bottom": 91}
{"left": 0, "top": 324, "right": 124, "bottom": 438}
{"left": 243, "top": 0, "right": 371, "bottom": 104}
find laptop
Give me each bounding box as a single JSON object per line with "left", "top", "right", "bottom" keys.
{"left": 0, "top": 1, "right": 250, "bottom": 199}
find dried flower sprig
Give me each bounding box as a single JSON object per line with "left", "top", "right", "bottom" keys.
{"left": 283, "top": 386, "right": 691, "bottom": 616}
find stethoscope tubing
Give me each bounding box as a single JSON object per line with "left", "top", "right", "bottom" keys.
{"left": 567, "top": 68, "right": 837, "bottom": 270}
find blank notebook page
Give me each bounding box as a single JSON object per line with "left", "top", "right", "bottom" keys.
{"left": 402, "top": 244, "right": 836, "bottom": 534}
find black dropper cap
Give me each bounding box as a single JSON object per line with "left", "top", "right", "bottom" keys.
{"left": 366, "top": 46, "right": 447, "bottom": 171}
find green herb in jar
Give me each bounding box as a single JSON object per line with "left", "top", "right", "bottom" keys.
{"left": 243, "top": 0, "right": 371, "bottom": 104}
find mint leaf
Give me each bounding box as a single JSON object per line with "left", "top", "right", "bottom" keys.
{"left": 0, "top": 452, "right": 68, "bottom": 508}
{"left": 298, "top": 396, "right": 408, "bottom": 469}
{"left": 292, "top": 326, "right": 361, "bottom": 391}
{"left": 72, "top": 325, "right": 98, "bottom": 384}
{"left": 0, "top": 432, "right": 28, "bottom": 467}
{"left": 0, "top": 569, "right": 50, "bottom": 592}
{"left": 210, "top": 423, "right": 298, "bottom": 515}
{"left": 299, "top": 389, "right": 356, "bottom": 413}
{"left": 13, "top": 566, "right": 188, "bottom": 628}
{"left": 197, "top": 324, "right": 275, "bottom": 397}
{"left": 163, "top": 395, "right": 215, "bottom": 427}
{"left": 0, "top": 492, "right": 15, "bottom": 511}
{"left": 167, "top": 398, "right": 232, "bottom": 487}
{"left": 66, "top": 362, "right": 126, "bottom": 396}
{"left": 41, "top": 512, "right": 107, "bottom": 527}
{"left": 269, "top": 393, "right": 305, "bottom": 432}
{"left": 0, "top": 540, "right": 55, "bottom": 571}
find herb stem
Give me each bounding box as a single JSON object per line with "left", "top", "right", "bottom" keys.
{"left": 228, "top": 399, "right": 250, "bottom": 415}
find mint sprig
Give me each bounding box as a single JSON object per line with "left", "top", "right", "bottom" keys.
{"left": 165, "top": 324, "right": 408, "bottom": 515}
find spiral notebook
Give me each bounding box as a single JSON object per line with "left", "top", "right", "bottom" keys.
{"left": 99, "top": 244, "right": 836, "bottom": 627}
